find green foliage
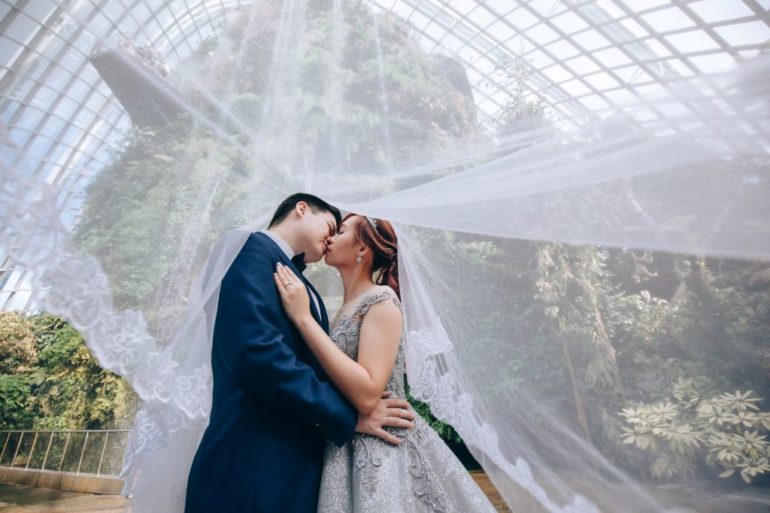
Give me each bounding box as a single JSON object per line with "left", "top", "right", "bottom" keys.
{"left": 0, "top": 312, "right": 37, "bottom": 373}
{"left": 74, "top": 0, "right": 476, "bottom": 339}
{"left": 399, "top": 224, "right": 770, "bottom": 483}
{"left": 75, "top": 123, "right": 243, "bottom": 324}
{"left": 490, "top": 53, "right": 548, "bottom": 131}
{"left": 621, "top": 379, "right": 770, "bottom": 483}
{"left": 406, "top": 393, "right": 463, "bottom": 446}
{"left": 0, "top": 313, "right": 136, "bottom": 430}
{"left": 0, "top": 374, "right": 37, "bottom": 429}
{"left": 57, "top": 0, "right": 770, "bottom": 486}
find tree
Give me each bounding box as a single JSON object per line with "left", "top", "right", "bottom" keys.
{"left": 0, "top": 313, "right": 135, "bottom": 430}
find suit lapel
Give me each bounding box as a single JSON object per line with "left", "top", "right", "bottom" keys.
{"left": 284, "top": 258, "right": 323, "bottom": 326}
{"left": 304, "top": 279, "right": 329, "bottom": 332}
{"left": 255, "top": 232, "right": 323, "bottom": 327}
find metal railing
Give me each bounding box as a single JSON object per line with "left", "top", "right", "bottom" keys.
{"left": 0, "top": 430, "right": 129, "bottom": 477}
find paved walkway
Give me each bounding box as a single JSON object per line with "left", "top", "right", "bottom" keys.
{"left": 6, "top": 475, "right": 767, "bottom": 513}
{"left": 0, "top": 483, "right": 127, "bottom": 512}
{"left": 0, "top": 477, "right": 511, "bottom": 513}
{"left": 471, "top": 471, "right": 512, "bottom": 512}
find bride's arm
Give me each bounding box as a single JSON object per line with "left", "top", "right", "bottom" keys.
{"left": 275, "top": 264, "right": 402, "bottom": 416}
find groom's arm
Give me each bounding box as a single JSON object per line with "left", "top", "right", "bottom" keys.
{"left": 215, "top": 234, "right": 356, "bottom": 446}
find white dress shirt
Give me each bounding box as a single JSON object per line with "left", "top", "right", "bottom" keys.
{"left": 259, "top": 230, "right": 321, "bottom": 315}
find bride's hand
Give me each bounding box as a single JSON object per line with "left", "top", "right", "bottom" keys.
{"left": 274, "top": 263, "right": 312, "bottom": 324}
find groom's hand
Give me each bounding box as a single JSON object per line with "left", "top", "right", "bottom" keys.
{"left": 355, "top": 391, "right": 415, "bottom": 445}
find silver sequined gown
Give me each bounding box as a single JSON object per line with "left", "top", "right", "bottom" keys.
{"left": 317, "top": 288, "right": 498, "bottom": 513}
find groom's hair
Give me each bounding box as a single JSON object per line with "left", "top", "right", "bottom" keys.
{"left": 268, "top": 193, "right": 342, "bottom": 229}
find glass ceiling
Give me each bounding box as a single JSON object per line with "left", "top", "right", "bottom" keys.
{"left": 1, "top": 0, "right": 769, "bottom": 310}
{"left": 369, "top": 0, "right": 770, "bottom": 125}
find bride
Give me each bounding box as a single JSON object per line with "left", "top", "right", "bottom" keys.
{"left": 274, "top": 213, "right": 497, "bottom": 512}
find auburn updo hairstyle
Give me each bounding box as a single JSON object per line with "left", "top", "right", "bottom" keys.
{"left": 344, "top": 213, "right": 400, "bottom": 299}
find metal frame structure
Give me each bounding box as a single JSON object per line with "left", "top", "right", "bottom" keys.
{"left": 1, "top": 0, "right": 243, "bottom": 310}
{"left": 1, "top": 0, "right": 769, "bottom": 311}
{"left": 0, "top": 429, "right": 130, "bottom": 477}
{"left": 367, "top": 0, "right": 770, "bottom": 125}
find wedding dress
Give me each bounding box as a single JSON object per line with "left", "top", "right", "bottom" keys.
{"left": 317, "top": 287, "right": 497, "bottom": 513}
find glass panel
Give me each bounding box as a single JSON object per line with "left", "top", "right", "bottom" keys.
{"left": 484, "top": 0, "right": 516, "bottom": 16}
{"left": 529, "top": 0, "right": 569, "bottom": 17}
{"left": 689, "top": 0, "right": 755, "bottom": 24}
{"left": 542, "top": 63, "right": 573, "bottom": 83}
{"left": 527, "top": 23, "right": 560, "bottom": 45}
{"left": 467, "top": 7, "right": 498, "bottom": 28}
{"left": 26, "top": 132, "right": 56, "bottom": 159}
{"left": 583, "top": 71, "right": 621, "bottom": 91}
{"left": 544, "top": 39, "right": 581, "bottom": 60}
{"left": 15, "top": 109, "right": 45, "bottom": 133}
{"left": 594, "top": 46, "right": 633, "bottom": 67}
{"left": 564, "top": 55, "right": 601, "bottom": 75}
{"left": 664, "top": 29, "right": 721, "bottom": 52}
{"left": 22, "top": 0, "right": 57, "bottom": 22}
{"left": 0, "top": 37, "right": 23, "bottom": 66}
{"left": 486, "top": 20, "right": 517, "bottom": 42}
{"left": 573, "top": 28, "right": 612, "bottom": 51}
{"left": 0, "top": 99, "right": 19, "bottom": 124}
{"left": 713, "top": 21, "right": 770, "bottom": 47}
{"left": 6, "top": 13, "right": 42, "bottom": 46}
{"left": 508, "top": 7, "right": 538, "bottom": 31}
{"left": 689, "top": 52, "right": 737, "bottom": 73}
{"left": 560, "top": 78, "right": 592, "bottom": 97}
{"left": 640, "top": 7, "right": 697, "bottom": 32}
{"left": 551, "top": 10, "right": 590, "bottom": 35}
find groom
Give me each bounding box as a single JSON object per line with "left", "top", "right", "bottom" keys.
{"left": 185, "top": 193, "right": 414, "bottom": 513}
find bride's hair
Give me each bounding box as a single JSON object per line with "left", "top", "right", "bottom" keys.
{"left": 344, "top": 213, "right": 399, "bottom": 299}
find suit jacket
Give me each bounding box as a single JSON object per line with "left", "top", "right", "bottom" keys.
{"left": 185, "top": 232, "right": 357, "bottom": 513}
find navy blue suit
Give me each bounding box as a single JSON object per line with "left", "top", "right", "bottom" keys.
{"left": 185, "top": 232, "right": 358, "bottom": 513}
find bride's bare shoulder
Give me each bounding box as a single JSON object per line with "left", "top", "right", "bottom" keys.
{"left": 371, "top": 284, "right": 397, "bottom": 298}
{"left": 368, "top": 286, "right": 401, "bottom": 312}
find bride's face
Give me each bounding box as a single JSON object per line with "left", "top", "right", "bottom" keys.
{"left": 324, "top": 216, "right": 364, "bottom": 268}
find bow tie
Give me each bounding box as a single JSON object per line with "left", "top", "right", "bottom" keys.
{"left": 290, "top": 252, "right": 306, "bottom": 273}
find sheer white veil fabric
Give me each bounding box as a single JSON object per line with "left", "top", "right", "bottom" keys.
{"left": 119, "top": 225, "right": 257, "bottom": 512}
{"left": 0, "top": 3, "right": 768, "bottom": 512}
{"left": 111, "top": 57, "right": 768, "bottom": 513}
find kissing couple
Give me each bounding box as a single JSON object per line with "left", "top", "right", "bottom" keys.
{"left": 184, "top": 193, "right": 497, "bottom": 513}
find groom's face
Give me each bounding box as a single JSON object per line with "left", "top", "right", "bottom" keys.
{"left": 299, "top": 208, "right": 337, "bottom": 263}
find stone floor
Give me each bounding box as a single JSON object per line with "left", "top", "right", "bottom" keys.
{"left": 0, "top": 482, "right": 128, "bottom": 513}
{"left": 470, "top": 471, "right": 512, "bottom": 512}
{"left": 3, "top": 476, "right": 770, "bottom": 513}
{"left": 0, "top": 477, "right": 511, "bottom": 513}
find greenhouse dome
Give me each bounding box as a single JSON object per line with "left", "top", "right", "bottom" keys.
{"left": 1, "top": 1, "right": 769, "bottom": 513}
